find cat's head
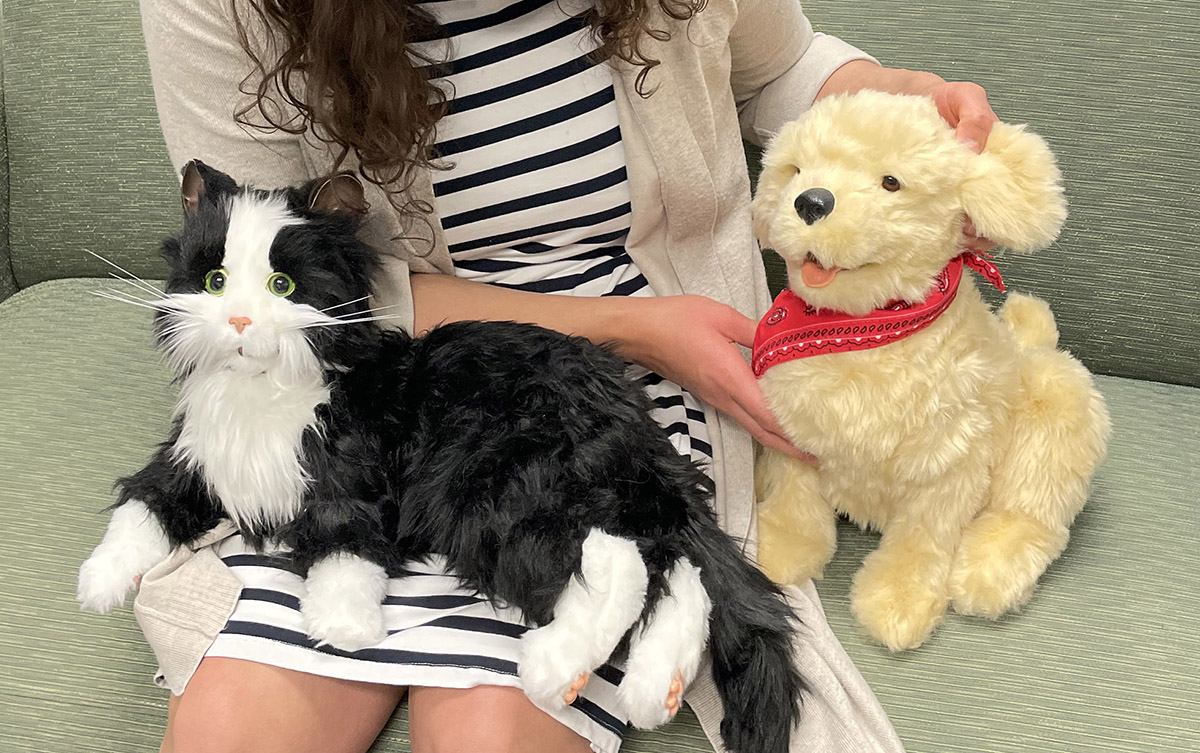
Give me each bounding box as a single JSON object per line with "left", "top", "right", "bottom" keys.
{"left": 156, "top": 160, "right": 382, "bottom": 381}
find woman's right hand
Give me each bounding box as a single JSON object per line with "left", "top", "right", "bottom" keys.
{"left": 616, "top": 295, "right": 819, "bottom": 465}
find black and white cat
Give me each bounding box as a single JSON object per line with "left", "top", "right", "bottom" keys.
{"left": 77, "top": 161, "right": 802, "bottom": 751}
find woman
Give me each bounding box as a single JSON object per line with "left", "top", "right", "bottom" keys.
{"left": 136, "top": 0, "right": 998, "bottom": 751}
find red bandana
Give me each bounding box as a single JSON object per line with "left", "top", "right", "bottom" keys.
{"left": 752, "top": 252, "right": 1005, "bottom": 377}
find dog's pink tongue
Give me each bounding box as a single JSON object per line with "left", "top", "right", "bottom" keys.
{"left": 801, "top": 260, "right": 841, "bottom": 288}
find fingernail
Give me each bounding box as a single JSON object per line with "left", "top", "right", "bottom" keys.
{"left": 958, "top": 138, "right": 980, "bottom": 153}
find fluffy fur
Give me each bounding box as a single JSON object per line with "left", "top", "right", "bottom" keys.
{"left": 76, "top": 161, "right": 803, "bottom": 751}
{"left": 751, "top": 92, "right": 1111, "bottom": 651}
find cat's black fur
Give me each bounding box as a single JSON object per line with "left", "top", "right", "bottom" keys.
{"left": 118, "top": 161, "right": 803, "bottom": 752}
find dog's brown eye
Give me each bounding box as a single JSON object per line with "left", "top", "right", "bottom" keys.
{"left": 881, "top": 175, "right": 902, "bottom": 192}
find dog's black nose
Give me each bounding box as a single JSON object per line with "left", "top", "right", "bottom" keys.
{"left": 794, "top": 188, "right": 836, "bottom": 225}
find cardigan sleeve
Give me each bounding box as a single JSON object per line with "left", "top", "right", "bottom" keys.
{"left": 729, "top": 0, "right": 878, "bottom": 145}
{"left": 139, "top": 0, "right": 311, "bottom": 187}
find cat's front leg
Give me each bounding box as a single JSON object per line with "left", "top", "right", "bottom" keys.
{"left": 77, "top": 500, "right": 171, "bottom": 613}
{"left": 287, "top": 464, "right": 393, "bottom": 652}
{"left": 300, "top": 551, "right": 390, "bottom": 652}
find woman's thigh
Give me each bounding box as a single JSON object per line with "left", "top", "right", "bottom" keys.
{"left": 162, "top": 657, "right": 406, "bottom": 753}
{"left": 408, "top": 685, "right": 593, "bottom": 753}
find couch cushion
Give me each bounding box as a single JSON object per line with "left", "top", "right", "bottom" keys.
{"left": 820, "top": 377, "right": 1200, "bottom": 753}
{"left": 2, "top": 0, "right": 179, "bottom": 291}
{"left": 0, "top": 33, "right": 14, "bottom": 302}
{"left": 1, "top": 278, "right": 1197, "bottom": 752}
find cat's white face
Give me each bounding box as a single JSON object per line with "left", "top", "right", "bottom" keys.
{"left": 159, "top": 194, "right": 334, "bottom": 382}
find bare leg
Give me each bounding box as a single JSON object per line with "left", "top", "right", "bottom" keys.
{"left": 164, "top": 657, "right": 405, "bottom": 753}
{"left": 409, "top": 685, "right": 592, "bottom": 753}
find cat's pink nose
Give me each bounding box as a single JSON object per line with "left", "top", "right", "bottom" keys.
{"left": 228, "top": 316, "right": 252, "bottom": 334}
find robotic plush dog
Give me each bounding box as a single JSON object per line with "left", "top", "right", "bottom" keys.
{"left": 751, "top": 91, "right": 1110, "bottom": 650}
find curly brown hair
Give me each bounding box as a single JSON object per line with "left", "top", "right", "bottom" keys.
{"left": 232, "top": 0, "right": 705, "bottom": 215}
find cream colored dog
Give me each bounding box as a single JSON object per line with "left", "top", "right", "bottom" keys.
{"left": 751, "top": 91, "right": 1111, "bottom": 651}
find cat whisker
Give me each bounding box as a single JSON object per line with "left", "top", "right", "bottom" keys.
{"left": 291, "top": 314, "right": 409, "bottom": 329}
{"left": 158, "top": 320, "right": 203, "bottom": 337}
{"left": 107, "top": 272, "right": 167, "bottom": 301}
{"left": 91, "top": 290, "right": 170, "bottom": 313}
{"left": 319, "top": 296, "right": 372, "bottom": 314}
{"left": 332, "top": 303, "right": 408, "bottom": 320}
{"left": 85, "top": 250, "right": 167, "bottom": 299}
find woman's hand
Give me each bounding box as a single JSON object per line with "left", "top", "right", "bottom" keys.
{"left": 617, "top": 295, "right": 819, "bottom": 465}
{"left": 411, "top": 276, "right": 816, "bottom": 462}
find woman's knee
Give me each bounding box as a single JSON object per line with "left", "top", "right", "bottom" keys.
{"left": 168, "top": 657, "right": 403, "bottom": 753}
{"left": 408, "top": 685, "right": 592, "bottom": 753}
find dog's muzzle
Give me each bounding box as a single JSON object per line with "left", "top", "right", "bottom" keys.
{"left": 794, "top": 188, "right": 835, "bottom": 225}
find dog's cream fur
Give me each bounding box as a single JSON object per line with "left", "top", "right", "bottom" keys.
{"left": 752, "top": 92, "right": 1111, "bottom": 651}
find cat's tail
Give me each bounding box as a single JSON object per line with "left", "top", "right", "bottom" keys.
{"left": 684, "top": 513, "right": 804, "bottom": 753}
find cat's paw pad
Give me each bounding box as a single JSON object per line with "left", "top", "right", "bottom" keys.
{"left": 563, "top": 671, "right": 590, "bottom": 704}
{"left": 301, "top": 553, "right": 389, "bottom": 652}
{"left": 77, "top": 547, "right": 141, "bottom": 613}
{"left": 665, "top": 671, "right": 684, "bottom": 716}
{"left": 620, "top": 664, "right": 688, "bottom": 729}
{"left": 518, "top": 625, "right": 594, "bottom": 711}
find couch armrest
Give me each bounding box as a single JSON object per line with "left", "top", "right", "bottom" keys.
{"left": 0, "top": 11, "right": 17, "bottom": 304}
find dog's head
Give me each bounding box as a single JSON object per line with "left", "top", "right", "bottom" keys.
{"left": 752, "top": 91, "right": 1066, "bottom": 315}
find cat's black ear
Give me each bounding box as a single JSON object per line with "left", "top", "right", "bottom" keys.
{"left": 307, "top": 173, "right": 369, "bottom": 218}
{"left": 180, "top": 160, "right": 238, "bottom": 217}
{"left": 181, "top": 161, "right": 205, "bottom": 217}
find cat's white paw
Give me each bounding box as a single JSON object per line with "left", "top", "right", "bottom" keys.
{"left": 77, "top": 545, "right": 141, "bottom": 613}
{"left": 618, "top": 558, "right": 711, "bottom": 728}
{"left": 519, "top": 530, "right": 651, "bottom": 711}
{"left": 77, "top": 502, "right": 172, "bottom": 614}
{"left": 301, "top": 552, "right": 389, "bottom": 652}
{"left": 518, "top": 623, "right": 596, "bottom": 711}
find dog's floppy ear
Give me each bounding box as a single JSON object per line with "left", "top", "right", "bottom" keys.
{"left": 958, "top": 123, "right": 1067, "bottom": 253}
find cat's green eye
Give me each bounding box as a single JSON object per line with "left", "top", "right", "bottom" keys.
{"left": 267, "top": 272, "right": 296, "bottom": 298}
{"left": 204, "top": 269, "right": 227, "bottom": 296}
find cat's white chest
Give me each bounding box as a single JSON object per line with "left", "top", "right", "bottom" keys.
{"left": 173, "top": 368, "right": 331, "bottom": 531}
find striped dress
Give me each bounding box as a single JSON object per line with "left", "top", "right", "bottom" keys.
{"left": 204, "top": 1, "right": 711, "bottom": 749}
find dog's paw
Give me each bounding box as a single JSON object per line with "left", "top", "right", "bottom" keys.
{"left": 851, "top": 551, "right": 948, "bottom": 651}
{"left": 300, "top": 553, "right": 389, "bottom": 652}
{"left": 757, "top": 526, "right": 832, "bottom": 585}
{"left": 77, "top": 547, "right": 140, "bottom": 613}
{"left": 950, "top": 511, "right": 1066, "bottom": 618}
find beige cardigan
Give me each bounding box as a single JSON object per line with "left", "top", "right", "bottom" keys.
{"left": 136, "top": 1, "right": 902, "bottom": 750}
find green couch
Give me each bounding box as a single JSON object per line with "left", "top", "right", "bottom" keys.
{"left": 1, "top": 0, "right": 1196, "bottom": 751}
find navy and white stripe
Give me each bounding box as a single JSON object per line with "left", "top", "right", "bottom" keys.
{"left": 205, "top": 3, "right": 712, "bottom": 750}
{"left": 418, "top": 0, "right": 711, "bottom": 467}
{"left": 206, "top": 540, "right": 630, "bottom": 745}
